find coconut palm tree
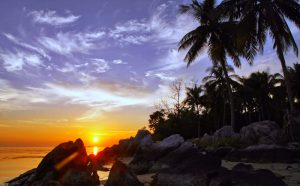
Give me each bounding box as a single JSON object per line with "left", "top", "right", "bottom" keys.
{"left": 239, "top": 71, "right": 284, "bottom": 121}
{"left": 289, "top": 63, "right": 300, "bottom": 105}
{"left": 178, "top": 0, "right": 251, "bottom": 132}
{"left": 184, "top": 84, "right": 203, "bottom": 137}
{"left": 219, "top": 0, "right": 300, "bottom": 112}
{"left": 203, "top": 64, "right": 240, "bottom": 126}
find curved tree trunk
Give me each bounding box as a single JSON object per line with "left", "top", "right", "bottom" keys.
{"left": 223, "top": 100, "right": 226, "bottom": 127}
{"left": 220, "top": 61, "right": 237, "bottom": 132}
{"left": 277, "top": 50, "right": 295, "bottom": 112}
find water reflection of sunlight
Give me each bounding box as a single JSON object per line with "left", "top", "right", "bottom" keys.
{"left": 93, "top": 146, "right": 98, "bottom": 155}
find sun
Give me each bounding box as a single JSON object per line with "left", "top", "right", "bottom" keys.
{"left": 92, "top": 136, "right": 99, "bottom": 144}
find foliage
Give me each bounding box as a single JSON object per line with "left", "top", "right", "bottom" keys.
{"left": 193, "top": 137, "right": 245, "bottom": 149}
{"left": 148, "top": 66, "right": 300, "bottom": 140}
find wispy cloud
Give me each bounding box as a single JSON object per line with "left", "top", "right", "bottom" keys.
{"left": 112, "top": 59, "right": 127, "bottom": 65}
{"left": 0, "top": 50, "right": 44, "bottom": 72}
{"left": 90, "top": 58, "right": 111, "bottom": 73}
{"left": 38, "top": 31, "right": 106, "bottom": 55}
{"left": 3, "top": 33, "right": 50, "bottom": 60}
{"left": 108, "top": 2, "right": 197, "bottom": 46}
{"left": 29, "top": 10, "right": 80, "bottom": 26}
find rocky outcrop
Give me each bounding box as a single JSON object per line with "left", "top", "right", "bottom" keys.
{"left": 208, "top": 167, "right": 287, "bottom": 186}
{"left": 150, "top": 141, "right": 221, "bottom": 173}
{"left": 129, "top": 134, "right": 184, "bottom": 174}
{"left": 240, "top": 120, "right": 280, "bottom": 145}
{"left": 225, "top": 144, "right": 300, "bottom": 163}
{"left": 7, "top": 139, "right": 99, "bottom": 186}
{"left": 152, "top": 161, "right": 287, "bottom": 186}
{"left": 214, "top": 126, "right": 239, "bottom": 139}
{"left": 96, "top": 129, "right": 153, "bottom": 164}
{"left": 105, "top": 160, "right": 143, "bottom": 186}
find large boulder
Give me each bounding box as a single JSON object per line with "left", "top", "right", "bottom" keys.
{"left": 214, "top": 126, "right": 239, "bottom": 139}
{"left": 98, "top": 129, "right": 153, "bottom": 161}
{"left": 150, "top": 141, "right": 220, "bottom": 172}
{"left": 7, "top": 139, "right": 99, "bottom": 186}
{"left": 240, "top": 120, "right": 280, "bottom": 145}
{"left": 105, "top": 160, "right": 143, "bottom": 186}
{"left": 35, "top": 138, "right": 88, "bottom": 179}
{"left": 129, "top": 134, "right": 184, "bottom": 174}
{"left": 153, "top": 134, "right": 184, "bottom": 150}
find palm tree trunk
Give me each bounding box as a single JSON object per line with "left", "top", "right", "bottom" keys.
{"left": 196, "top": 106, "right": 201, "bottom": 138}
{"left": 278, "top": 50, "right": 296, "bottom": 112}
{"left": 223, "top": 100, "right": 226, "bottom": 126}
{"left": 220, "top": 61, "right": 237, "bottom": 132}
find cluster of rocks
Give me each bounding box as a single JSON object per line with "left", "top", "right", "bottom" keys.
{"left": 199, "top": 120, "right": 300, "bottom": 163}
{"left": 106, "top": 133, "right": 288, "bottom": 186}
{"left": 95, "top": 129, "right": 153, "bottom": 164}
{"left": 8, "top": 120, "right": 299, "bottom": 186}
{"left": 7, "top": 139, "right": 100, "bottom": 186}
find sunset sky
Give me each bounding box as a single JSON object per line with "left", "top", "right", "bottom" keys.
{"left": 0, "top": 0, "right": 299, "bottom": 147}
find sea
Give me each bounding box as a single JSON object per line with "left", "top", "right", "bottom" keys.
{"left": 0, "top": 146, "right": 110, "bottom": 186}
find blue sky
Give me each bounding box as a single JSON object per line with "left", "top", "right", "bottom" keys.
{"left": 0, "top": 0, "right": 299, "bottom": 145}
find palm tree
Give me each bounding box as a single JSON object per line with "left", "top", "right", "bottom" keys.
{"left": 289, "top": 63, "right": 300, "bottom": 104}
{"left": 203, "top": 64, "right": 240, "bottom": 126}
{"left": 178, "top": 0, "right": 251, "bottom": 132}
{"left": 239, "top": 71, "right": 284, "bottom": 121}
{"left": 220, "top": 0, "right": 300, "bottom": 112}
{"left": 184, "top": 84, "right": 203, "bottom": 137}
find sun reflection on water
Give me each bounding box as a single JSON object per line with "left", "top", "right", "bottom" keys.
{"left": 93, "top": 146, "right": 98, "bottom": 155}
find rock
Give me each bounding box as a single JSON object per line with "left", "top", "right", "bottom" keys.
{"left": 6, "top": 169, "right": 36, "bottom": 186}
{"left": 288, "top": 142, "right": 300, "bottom": 149}
{"left": 201, "top": 133, "right": 213, "bottom": 142}
{"left": 214, "top": 126, "right": 239, "bottom": 139}
{"left": 129, "top": 134, "right": 184, "bottom": 174}
{"left": 150, "top": 141, "right": 197, "bottom": 171}
{"left": 207, "top": 147, "right": 233, "bottom": 159}
{"left": 97, "top": 129, "right": 153, "bottom": 161}
{"left": 153, "top": 134, "right": 184, "bottom": 150}
{"left": 209, "top": 168, "right": 287, "bottom": 186}
{"left": 62, "top": 169, "right": 99, "bottom": 186}
{"left": 7, "top": 139, "right": 99, "bottom": 186}
{"left": 139, "top": 134, "right": 153, "bottom": 147}
{"left": 96, "top": 145, "right": 119, "bottom": 164}
{"left": 225, "top": 144, "right": 300, "bottom": 163}
{"left": 135, "top": 129, "right": 151, "bottom": 140}
{"left": 152, "top": 162, "right": 287, "bottom": 186}
{"left": 232, "top": 163, "right": 254, "bottom": 172}
{"left": 105, "top": 160, "right": 143, "bottom": 186}
{"left": 152, "top": 172, "right": 208, "bottom": 186}
{"left": 35, "top": 138, "right": 88, "bottom": 179}
{"left": 240, "top": 120, "right": 280, "bottom": 145}
{"left": 213, "top": 126, "right": 239, "bottom": 138}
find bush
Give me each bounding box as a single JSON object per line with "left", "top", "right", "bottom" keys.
{"left": 193, "top": 137, "right": 245, "bottom": 149}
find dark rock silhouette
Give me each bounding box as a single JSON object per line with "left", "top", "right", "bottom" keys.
{"left": 95, "top": 129, "right": 152, "bottom": 165}
{"left": 7, "top": 139, "right": 99, "bottom": 186}
{"left": 105, "top": 160, "right": 143, "bottom": 186}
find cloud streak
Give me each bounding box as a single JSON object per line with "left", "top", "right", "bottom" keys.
{"left": 0, "top": 50, "right": 44, "bottom": 72}
{"left": 29, "top": 10, "right": 80, "bottom": 26}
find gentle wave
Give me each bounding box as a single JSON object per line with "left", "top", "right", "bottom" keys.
{"left": 1, "top": 156, "right": 45, "bottom": 160}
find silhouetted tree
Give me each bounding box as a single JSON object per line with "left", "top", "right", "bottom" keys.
{"left": 178, "top": 0, "right": 252, "bottom": 132}
{"left": 220, "top": 0, "right": 300, "bottom": 112}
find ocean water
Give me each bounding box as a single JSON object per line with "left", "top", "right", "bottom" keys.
{"left": 0, "top": 146, "right": 108, "bottom": 186}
